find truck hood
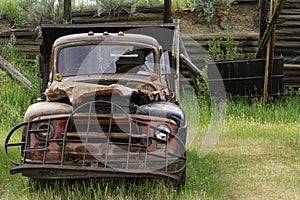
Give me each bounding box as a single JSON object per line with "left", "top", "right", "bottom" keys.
{"left": 45, "top": 75, "right": 171, "bottom": 104}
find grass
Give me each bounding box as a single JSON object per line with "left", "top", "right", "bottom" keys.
{"left": 0, "top": 41, "right": 300, "bottom": 199}
{"left": 0, "top": 0, "right": 19, "bottom": 23}
{"left": 0, "top": 40, "right": 39, "bottom": 128}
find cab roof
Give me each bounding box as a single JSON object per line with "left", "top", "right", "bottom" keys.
{"left": 41, "top": 24, "right": 176, "bottom": 55}
{"left": 53, "top": 32, "right": 161, "bottom": 49}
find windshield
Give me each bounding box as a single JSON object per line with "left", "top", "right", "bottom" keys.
{"left": 57, "top": 44, "right": 156, "bottom": 76}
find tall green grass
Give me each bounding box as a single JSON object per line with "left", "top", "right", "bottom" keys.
{"left": 227, "top": 96, "right": 300, "bottom": 123}
{"left": 0, "top": 39, "right": 39, "bottom": 198}
{"left": 0, "top": 40, "right": 39, "bottom": 128}
{"left": 0, "top": 0, "right": 19, "bottom": 23}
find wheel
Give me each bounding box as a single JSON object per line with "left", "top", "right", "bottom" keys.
{"left": 175, "top": 167, "right": 186, "bottom": 188}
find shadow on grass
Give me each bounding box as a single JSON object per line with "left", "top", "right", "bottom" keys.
{"left": 1, "top": 142, "right": 224, "bottom": 199}
{"left": 23, "top": 149, "right": 224, "bottom": 199}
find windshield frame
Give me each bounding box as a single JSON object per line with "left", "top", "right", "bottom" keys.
{"left": 52, "top": 41, "right": 161, "bottom": 80}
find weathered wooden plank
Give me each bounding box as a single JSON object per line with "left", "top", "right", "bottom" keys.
{"left": 275, "top": 41, "right": 300, "bottom": 47}
{"left": 0, "top": 29, "right": 37, "bottom": 38}
{"left": 14, "top": 45, "right": 39, "bottom": 51}
{"left": 278, "top": 15, "right": 300, "bottom": 20}
{"left": 276, "top": 28, "right": 299, "bottom": 35}
{"left": 283, "top": 2, "right": 300, "bottom": 9}
{"left": 284, "top": 64, "right": 300, "bottom": 68}
{"left": 277, "top": 21, "right": 300, "bottom": 27}
{"left": 189, "top": 33, "right": 259, "bottom": 41}
{"left": 280, "top": 9, "right": 300, "bottom": 15}
{"left": 275, "top": 48, "right": 300, "bottom": 54}
{"left": 184, "top": 41, "right": 258, "bottom": 48}
{"left": 276, "top": 35, "right": 300, "bottom": 41}
{"left": 284, "top": 77, "right": 300, "bottom": 83}
{"left": 284, "top": 71, "right": 300, "bottom": 77}
{"left": 0, "top": 55, "right": 32, "bottom": 89}
{"left": 14, "top": 39, "right": 42, "bottom": 45}
{"left": 72, "top": 10, "right": 95, "bottom": 16}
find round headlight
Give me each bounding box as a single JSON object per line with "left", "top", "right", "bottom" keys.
{"left": 154, "top": 124, "right": 171, "bottom": 141}
{"left": 35, "top": 122, "right": 54, "bottom": 140}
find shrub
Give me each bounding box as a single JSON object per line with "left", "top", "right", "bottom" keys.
{"left": 96, "top": 0, "right": 136, "bottom": 15}
{"left": 18, "top": 0, "right": 64, "bottom": 35}
{"left": 0, "top": 0, "right": 19, "bottom": 24}
{"left": 208, "top": 33, "right": 242, "bottom": 61}
{"left": 189, "top": 0, "right": 233, "bottom": 22}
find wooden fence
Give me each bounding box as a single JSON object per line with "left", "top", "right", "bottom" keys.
{"left": 1, "top": 0, "right": 300, "bottom": 93}
{"left": 184, "top": 33, "right": 259, "bottom": 62}
{"left": 2, "top": 1, "right": 298, "bottom": 63}
{"left": 0, "top": 29, "right": 40, "bottom": 60}
{"left": 275, "top": 0, "right": 300, "bottom": 65}
{"left": 207, "top": 57, "right": 284, "bottom": 97}
{"left": 275, "top": 0, "right": 300, "bottom": 89}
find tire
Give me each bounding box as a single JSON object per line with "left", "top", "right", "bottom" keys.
{"left": 175, "top": 167, "right": 186, "bottom": 188}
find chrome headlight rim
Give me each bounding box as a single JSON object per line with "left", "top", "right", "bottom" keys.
{"left": 35, "top": 122, "right": 55, "bottom": 140}
{"left": 154, "top": 124, "right": 172, "bottom": 141}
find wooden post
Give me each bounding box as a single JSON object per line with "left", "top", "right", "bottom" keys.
{"left": 64, "top": 0, "right": 72, "bottom": 24}
{"left": 0, "top": 55, "right": 32, "bottom": 89}
{"left": 164, "top": 0, "right": 172, "bottom": 23}
{"left": 259, "top": 0, "right": 268, "bottom": 55}
{"left": 174, "top": 19, "right": 180, "bottom": 96}
{"left": 255, "top": 0, "right": 286, "bottom": 58}
{"left": 268, "top": 0, "right": 278, "bottom": 99}
{"left": 263, "top": 0, "right": 278, "bottom": 104}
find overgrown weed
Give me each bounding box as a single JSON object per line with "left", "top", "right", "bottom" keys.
{"left": 0, "top": 0, "right": 19, "bottom": 24}
{"left": 0, "top": 39, "right": 39, "bottom": 128}
{"left": 208, "top": 33, "right": 242, "bottom": 61}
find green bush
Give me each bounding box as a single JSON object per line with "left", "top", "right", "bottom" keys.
{"left": 18, "top": 0, "right": 64, "bottom": 34}
{"left": 96, "top": 0, "right": 136, "bottom": 15}
{"left": 208, "top": 33, "right": 242, "bottom": 61}
{"left": 189, "top": 0, "right": 233, "bottom": 22}
{"left": 0, "top": 0, "right": 19, "bottom": 24}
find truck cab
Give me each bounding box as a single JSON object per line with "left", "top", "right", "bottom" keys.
{"left": 5, "top": 24, "right": 187, "bottom": 185}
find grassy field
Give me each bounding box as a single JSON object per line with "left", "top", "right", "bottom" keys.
{"left": 0, "top": 43, "right": 300, "bottom": 199}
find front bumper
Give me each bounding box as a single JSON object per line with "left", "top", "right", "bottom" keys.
{"left": 10, "top": 160, "right": 184, "bottom": 182}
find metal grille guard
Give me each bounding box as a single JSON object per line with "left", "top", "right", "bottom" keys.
{"left": 4, "top": 100, "right": 187, "bottom": 181}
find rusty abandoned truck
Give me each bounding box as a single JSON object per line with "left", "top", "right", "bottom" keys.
{"left": 4, "top": 24, "right": 194, "bottom": 185}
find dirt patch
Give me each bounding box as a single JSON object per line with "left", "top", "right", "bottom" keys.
{"left": 177, "top": 2, "right": 259, "bottom": 34}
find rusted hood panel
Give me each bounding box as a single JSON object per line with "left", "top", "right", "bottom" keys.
{"left": 45, "top": 75, "right": 170, "bottom": 104}
{"left": 46, "top": 81, "right": 136, "bottom": 104}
